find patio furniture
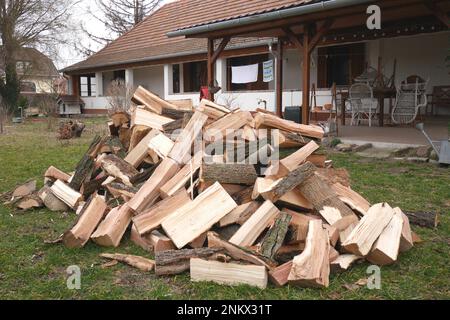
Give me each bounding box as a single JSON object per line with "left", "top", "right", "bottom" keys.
{"left": 391, "top": 76, "right": 429, "bottom": 125}
{"left": 427, "top": 85, "right": 450, "bottom": 116}
{"left": 348, "top": 83, "right": 379, "bottom": 127}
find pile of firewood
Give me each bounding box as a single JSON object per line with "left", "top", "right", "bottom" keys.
{"left": 12, "top": 86, "right": 424, "bottom": 289}
{"left": 57, "top": 120, "right": 86, "bottom": 140}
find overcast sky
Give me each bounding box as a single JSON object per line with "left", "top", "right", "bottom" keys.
{"left": 57, "top": 0, "right": 172, "bottom": 70}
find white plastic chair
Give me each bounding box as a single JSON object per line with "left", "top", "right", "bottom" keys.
{"left": 391, "top": 76, "right": 429, "bottom": 125}
{"left": 348, "top": 83, "right": 378, "bottom": 127}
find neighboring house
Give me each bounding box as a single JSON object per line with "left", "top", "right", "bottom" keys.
{"left": 0, "top": 46, "right": 60, "bottom": 94}
{"left": 57, "top": 95, "right": 84, "bottom": 116}
{"left": 62, "top": 0, "right": 450, "bottom": 116}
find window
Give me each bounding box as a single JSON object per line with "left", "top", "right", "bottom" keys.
{"left": 183, "top": 61, "right": 207, "bottom": 93}
{"left": 317, "top": 43, "right": 365, "bottom": 88}
{"left": 113, "top": 70, "right": 125, "bottom": 81}
{"left": 79, "top": 74, "right": 96, "bottom": 97}
{"left": 20, "top": 81, "right": 37, "bottom": 93}
{"left": 172, "top": 64, "right": 180, "bottom": 94}
{"left": 16, "top": 61, "right": 33, "bottom": 73}
{"left": 227, "top": 54, "right": 269, "bottom": 92}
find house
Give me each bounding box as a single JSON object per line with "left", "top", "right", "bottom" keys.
{"left": 62, "top": 0, "right": 450, "bottom": 121}
{"left": 57, "top": 95, "right": 84, "bottom": 116}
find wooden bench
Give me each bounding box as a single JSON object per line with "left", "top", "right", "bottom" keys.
{"left": 427, "top": 86, "right": 450, "bottom": 115}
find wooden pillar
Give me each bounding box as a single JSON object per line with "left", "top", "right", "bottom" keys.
{"left": 207, "top": 38, "right": 215, "bottom": 101}
{"left": 276, "top": 38, "right": 284, "bottom": 117}
{"left": 302, "top": 26, "right": 311, "bottom": 125}
{"left": 71, "top": 75, "right": 80, "bottom": 97}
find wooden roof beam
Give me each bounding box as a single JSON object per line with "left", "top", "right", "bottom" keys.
{"left": 308, "top": 19, "right": 335, "bottom": 54}
{"left": 211, "top": 36, "right": 231, "bottom": 64}
{"left": 423, "top": 1, "right": 450, "bottom": 28}
{"left": 281, "top": 27, "right": 304, "bottom": 52}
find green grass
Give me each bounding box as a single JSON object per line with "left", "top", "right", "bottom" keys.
{"left": 0, "top": 119, "right": 449, "bottom": 300}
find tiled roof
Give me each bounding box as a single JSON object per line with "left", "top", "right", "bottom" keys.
{"left": 63, "top": 0, "right": 311, "bottom": 73}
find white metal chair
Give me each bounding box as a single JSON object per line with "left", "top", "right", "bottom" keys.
{"left": 348, "top": 83, "right": 378, "bottom": 127}
{"left": 391, "top": 76, "right": 429, "bottom": 125}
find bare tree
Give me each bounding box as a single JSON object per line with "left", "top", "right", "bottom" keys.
{"left": 0, "top": 0, "right": 78, "bottom": 132}
{"left": 106, "top": 79, "right": 134, "bottom": 114}
{"left": 78, "top": 0, "right": 162, "bottom": 56}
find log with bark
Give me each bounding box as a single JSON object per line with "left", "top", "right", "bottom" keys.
{"left": 259, "top": 212, "right": 292, "bottom": 260}
{"left": 100, "top": 253, "right": 155, "bottom": 272}
{"left": 200, "top": 163, "right": 257, "bottom": 186}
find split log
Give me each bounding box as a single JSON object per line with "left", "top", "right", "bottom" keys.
{"left": 125, "top": 129, "right": 160, "bottom": 167}
{"left": 342, "top": 203, "right": 395, "bottom": 256}
{"left": 69, "top": 135, "right": 102, "bottom": 190}
{"left": 288, "top": 220, "right": 330, "bottom": 288}
{"left": 128, "top": 125, "right": 151, "bottom": 152}
{"left": 161, "top": 108, "right": 194, "bottom": 120}
{"left": 219, "top": 201, "right": 261, "bottom": 227}
{"left": 101, "top": 154, "right": 139, "bottom": 187}
{"left": 148, "top": 133, "right": 174, "bottom": 159}
{"left": 276, "top": 189, "right": 313, "bottom": 211}
{"left": 229, "top": 200, "right": 280, "bottom": 247}
{"left": 190, "top": 258, "right": 268, "bottom": 289}
{"left": 50, "top": 180, "right": 82, "bottom": 209}
{"left": 16, "top": 194, "right": 43, "bottom": 210}
{"left": 131, "top": 107, "right": 174, "bottom": 131}
{"left": 397, "top": 208, "right": 414, "bottom": 253}
{"left": 133, "top": 188, "right": 191, "bottom": 235}
{"left": 260, "top": 212, "right": 292, "bottom": 260}
{"left": 100, "top": 253, "right": 154, "bottom": 272}
{"left": 155, "top": 248, "right": 223, "bottom": 276}
{"left": 330, "top": 254, "right": 362, "bottom": 273}
{"left": 207, "top": 232, "right": 274, "bottom": 269}
{"left": 254, "top": 112, "right": 324, "bottom": 139}
{"left": 324, "top": 224, "right": 340, "bottom": 247}
{"left": 284, "top": 209, "right": 321, "bottom": 244}
{"left": 275, "top": 244, "right": 304, "bottom": 264}
{"left": 367, "top": 209, "right": 403, "bottom": 265}
{"left": 332, "top": 183, "right": 370, "bottom": 216}
{"left": 128, "top": 157, "right": 180, "bottom": 213}
{"left": 404, "top": 211, "right": 439, "bottom": 228}
{"left": 111, "top": 112, "right": 130, "bottom": 128}
{"left": 242, "top": 125, "right": 257, "bottom": 141}
{"left": 198, "top": 99, "right": 230, "bottom": 120}
{"left": 168, "top": 111, "right": 209, "bottom": 165}
{"left": 91, "top": 204, "right": 133, "bottom": 247}
{"left": 201, "top": 163, "right": 257, "bottom": 186}
{"left": 189, "top": 232, "right": 207, "bottom": 249}
{"left": 231, "top": 186, "right": 254, "bottom": 205}
{"left": 38, "top": 186, "right": 69, "bottom": 212}
{"left": 44, "top": 166, "right": 71, "bottom": 183}
{"left": 266, "top": 141, "right": 320, "bottom": 178}
{"left": 130, "top": 225, "right": 176, "bottom": 253}
{"left": 12, "top": 180, "right": 36, "bottom": 198}
{"left": 162, "top": 182, "right": 237, "bottom": 249}
{"left": 119, "top": 125, "right": 131, "bottom": 150}
{"left": 268, "top": 261, "right": 293, "bottom": 287}
{"left": 132, "top": 86, "right": 185, "bottom": 114}
{"left": 63, "top": 194, "right": 107, "bottom": 248}
{"left": 204, "top": 111, "right": 254, "bottom": 142}
{"left": 105, "top": 182, "right": 138, "bottom": 199}
{"left": 80, "top": 175, "right": 108, "bottom": 197}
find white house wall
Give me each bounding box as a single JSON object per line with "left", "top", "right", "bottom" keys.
{"left": 134, "top": 65, "right": 165, "bottom": 98}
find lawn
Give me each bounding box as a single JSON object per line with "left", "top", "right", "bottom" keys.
{"left": 0, "top": 118, "right": 449, "bottom": 300}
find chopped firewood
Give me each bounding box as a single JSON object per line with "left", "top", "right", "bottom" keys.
{"left": 168, "top": 111, "right": 209, "bottom": 165}
{"left": 268, "top": 261, "right": 293, "bottom": 287}
{"left": 63, "top": 195, "right": 107, "bottom": 248}
{"left": 198, "top": 99, "right": 230, "bottom": 120}
{"left": 260, "top": 212, "right": 292, "bottom": 260}
{"left": 404, "top": 211, "right": 439, "bottom": 228}
{"left": 367, "top": 209, "right": 403, "bottom": 265}
{"left": 100, "top": 253, "right": 155, "bottom": 272}
{"left": 190, "top": 258, "right": 268, "bottom": 289}
{"left": 133, "top": 189, "right": 191, "bottom": 235}
{"left": 148, "top": 133, "right": 174, "bottom": 160}
{"left": 130, "top": 225, "right": 176, "bottom": 253}
{"left": 219, "top": 201, "right": 261, "bottom": 227}
{"left": 397, "top": 208, "right": 414, "bottom": 253}
{"left": 91, "top": 204, "right": 133, "bottom": 247}
{"left": 81, "top": 175, "right": 108, "bottom": 197}
{"left": 44, "top": 166, "right": 71, "bottom": 183}
{"left": 332, "top": 183, "right": 370, "bottom": 216}
{"left": 229, "top": 200, "right": 280, "bottom": 247}
{"left": 331, "top": 254, "right": 362, "bottom": 273}
{"left": 207, "top": 232, "right": 274, "bottom": 269}
{"left": 242, "top": 125, "right": 257, "bottom": 141}
{"left": 155, "top": 248, "right": 223, "bottom": 276}
{"left": 128, "top": 157, "right": 180, "bottom": 214}
{"left": 266, "top": 141, "right": 320, "bottom": 178}
{"left": 329, "top": 246, "right": 340, "bottom": 262}
{"left": 159, "top": 151, "right": 202, "bottom": 198}
{"left": 132, "top": 86, "right": 186, "bottom": 114}
{"left": 50, "top": 180, "right": 82, "bottom": 209}
{"left": 105, "top": 182, "right": 138, "bottom": 199}
{"left": 305, "top": 153, "right": 327, "bottom": 168}
{"left": 131, "top": 107, "right": 174, "bottom": 131}
{"left": 125, "top": 129, "right": 160, "bottom": 167}
{"left": 342, "top": 203, "right": 395, "bottom": 256}
{"left": 275, "top": 244, "right": 304, "bottom": 263}
{"left": 204, "top": 111, "right": 254, "bottom": 142}
{"left": 16, "top": 194, "right": 43, "bottom": 210}
{"left": 288, "top": 220, "right": 330, "bottom": 288}
{"left": 128, "top": 125, "right": 151, "bottom": 151}
{"left": 189, "top": 232, "right": 207, "bottom": 249}
{"left": 254, "top": 112, "right": 324, "bottom": 139}
{"left": 284, "top": 209, "right": 320, "bottom": 244}
{"left": 161, "top": 108, "right": 194, "bottom": 120}
{"left": 101, "top": 154, "right": 139, "bottom": 187}
{"left": 69, "top": 136, "right": 102, "bottom": 190}
{"left": 201, "top": 163, "right": 257, "bottom": 186}
{"left": 162, "top": 182, "right": 237, "bottom": 249}
{"left": 324, "top": 224, "right": 340, "bottom": 247}
{"left": 12, "top": 180, "right": 36, "bottom": 199}
{"left": 38, "top": 186, "right": 69, "bottom": 212}
{"left": 111, "top": 112, "right": 130, "bottom": 128}
{"left": 232, "top": 186, "right": 254, "bottom": 205}
{"left": 277, "top": 189, "right": 313, "bottom": 211}
{"left": 198, "top": 182, "right": 246, "bottom": 197}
